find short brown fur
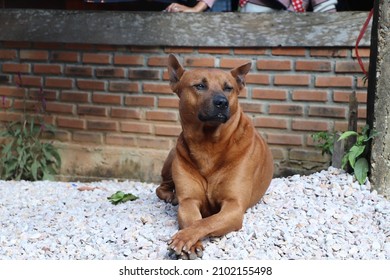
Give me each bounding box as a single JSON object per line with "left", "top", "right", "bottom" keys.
{"left": 156, "top": 54, "right": 274, "bottom": 259}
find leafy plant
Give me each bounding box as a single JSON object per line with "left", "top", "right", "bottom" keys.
{"left": 0, "top": 74, "right": 61, "bottom": 181}
{"left": 311, "top": 131, "right": 334, "bottom": 156}
{"left": 107, "top": 191, "right": 139, "bottom": 205}
{"left": 338, "top": 124, "right": 378, "bottom": 185}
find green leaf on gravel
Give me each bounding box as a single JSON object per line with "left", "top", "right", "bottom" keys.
{"left": 107, "top": 191, "right": 139, "bottom": 205}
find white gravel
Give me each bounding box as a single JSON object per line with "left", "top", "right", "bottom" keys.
{"left": 0, "top": 167, "right": 389, "bottom": 260}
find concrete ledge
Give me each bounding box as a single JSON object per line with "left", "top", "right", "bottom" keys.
{"left": 57, "top": 142, "right": 168, "bottom": 183}
{"left": 0, "top": 9, "right": 371, "bottom": 47}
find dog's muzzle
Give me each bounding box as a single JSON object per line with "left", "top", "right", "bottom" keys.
{"left": 198, "top": 94, "right": 230, "bottom": 124}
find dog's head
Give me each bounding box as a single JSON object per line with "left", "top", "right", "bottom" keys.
{"left": 168, "top": 54, "right": 251, "bottom": 127}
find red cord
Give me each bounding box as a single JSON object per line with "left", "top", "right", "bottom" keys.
{"left": 355, "top": 8, "right": 374, "bottom": 77}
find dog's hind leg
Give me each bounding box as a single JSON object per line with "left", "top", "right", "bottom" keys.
{"left": 156, "top": 149, "right": 178, "bottom": 205}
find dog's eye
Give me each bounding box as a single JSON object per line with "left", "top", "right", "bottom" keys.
{"left": 194, "top": 83, "right": 206, "bottom": 91}
{"left": 224, "top": 86, "right": 233, "bottom": 92}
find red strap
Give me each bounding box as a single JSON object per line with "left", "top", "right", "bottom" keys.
{"left": 292, "top": 0, "right": 305, "bottom": 12}
{"left": 239, "top": 0, "right": 249, "bottom": 8}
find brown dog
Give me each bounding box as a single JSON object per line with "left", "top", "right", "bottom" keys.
{"left": 156, "top": 54, "right": 274, "bottom": 259}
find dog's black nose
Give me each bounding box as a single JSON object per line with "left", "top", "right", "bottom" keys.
{"left": 213, "top": 95, "right": 229, "bottom": 110}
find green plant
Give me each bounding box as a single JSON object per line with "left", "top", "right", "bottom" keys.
{"left": 338, "top": 124, "right": 378, "bottom": 185}
{"left": 107, "top": 191, "right": 139, "bottom": 205}
{"left": 311, "top": 131, "right": 335, "bottom": 156}
{"left": 0, "top": 74, "right": 61, "bottom": 181}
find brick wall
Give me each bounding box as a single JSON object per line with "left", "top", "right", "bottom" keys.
{"left": 0, "top": 42, "right": 369, "bottom": 181}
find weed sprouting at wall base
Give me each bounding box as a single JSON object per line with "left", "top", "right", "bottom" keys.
{"left": 0, "top": 73, "right": 61, "bottom": 181}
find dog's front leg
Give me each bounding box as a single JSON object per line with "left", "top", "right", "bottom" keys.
{"left": 169, "top": 199, "right": 245, "bottom": 259}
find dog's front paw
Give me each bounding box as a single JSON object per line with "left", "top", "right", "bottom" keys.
{"left": 168, "top": 230, "right": 204, "bottom": 260}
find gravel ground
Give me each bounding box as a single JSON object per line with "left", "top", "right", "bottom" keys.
{"left": 0, "top": 167, "right": 389, "bottom": 260}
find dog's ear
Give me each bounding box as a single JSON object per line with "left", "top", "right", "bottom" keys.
{"left": 168, "top": 54, "right": 185, "bottom": 92}
{"left": 230, "top": 62, "right": 251, "bottom": 90}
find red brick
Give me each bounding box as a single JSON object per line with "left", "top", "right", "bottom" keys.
{"left": 309, "top": 106, "right": 346, "bottom": 118}
{"left": 45, "top": 102, "right": 74, "bottom": 114}
{"left": 155, "top": 125, "right": 181, "bottom": 136}
{"left": 34, "top": 64, "right": 62, "bottom": 75}
{"left": 65, "top": 66, "right": 93, "bottom": 77}
{"left": 2, "top": 63, "right": 30, "bottom": 73}
{"left": 77, "top": 80, "right": 105, "bottom": 91}
{"left": 292, "top": 90, "right": 328, "bottom": 102}
{"left": 46, "top": 77, "right": 73, "bottom": 89}
{"left": 125, "top": 96, "right": 155, "bottom": 107}
{"left": 234, "top": 48, "right": 268, "bottom": 55}
{"left": 57, "top": 117, "right": 86, "bottom": 129}
{"left": 334, "top": 121, "right": 348, "bottom": 132}
{"left": 29, "top": 89, "right": 57, "bottom": 101}
{"left": 2, "top": 42, "right": 32, "bottom": 48}
{"left": 274, "top": 74, "right": 310, "bottom": 86}
{"left": 257, "top": 60, "right": 292, "bottom": 71}
{"left": 358, "top": 107, "right": 367, "bottom": 119}
{"left": 130, "top": 47, "right": 160, "bottom": 53}
{"left": 114, "top": 55, "right": 144, "bottom": 66}
{"left": 148, "top": 56, "right": 169, "bottom": 67}
{"left": 10, "top": 99, "right": 36, "bottom": 111}
{"left": 106, "top": 134, "right": 137, "bottom": 146}
{"left": 220, "top": 58, "right": 251, "bottom": 69}
{"left": 357, "top": 76, "right": 368, "bottom": 88}
{"left": 121, "top": 122, "right": 152, "bottom": 134}
{"left": 292, "top": 120, "right": 329, "bottom": 131}
{"left": 51, "top": 51, "right": 79, "bottom": 63}
{"left": 0, "top": 111, "right": 22, "bottom": 122}
{"left": 272, "top": 47, "right": 306, "bottom": 56}
{"left": 270, "top": 148, "right": 286, "bottom": 160}
{"left": 335, "top": 61, "right": 369, "bottom": 73}
{"left": 296, "top": 60, "right": 331, "bottom": 72}
{"left": 310, "top": 49, "right": 348, "bottom": 57}
{"left": 352, "top": 48, "right": 370, "bottom": 58}
{"left": 315, "top": 76, "right": 353, "bottom": 88}
{"left": 61, "top": 91, "right": 90, "bottom": 103}
{"left": 109, "top": 81, "right": 139, "bottom": 93}
{"left": 184, "top": 57, "right": 215, "bottom": 67}
{"left": 33, "top": 42, "right": 63, "bottom": 50}
{"left": 20, "top": 50, "right": 48, "bottom": 61}
{"left": 0, "top": 50, "right": 17, "bottom": 60}
{"left": 198, "top": 47, "right": 230, "bottom": 54}
{"left": 269, "top": 104, "right": 303, "bottom": 116}
{"left": 87, "top": 120, "right": 118, "bottom": 131}
{"left": 0, "top": 86, "right": 25, "bottom": 98}
{"left": 78, "top": 105, "right": 108, "bottom": 116}
{"left": 252, "top": 89, "right": 287, "bottom": 100}
{"left": 65, "top": 43, "right": 95, "bottom": 50}
{"left": 145, "top": 110, "right": 178, "bottom": 122}
{"left": 333, "top": 91, "right": 367, "bottom": 103}
{"left": 158, "top": 97, "right": 179, "bottom": 109}
{"left": 96, "top": 68, "right": 126, "bottom": 78}
{"left": 82, "top": 53, "right": 111, "bottom": 64}
{"left": 267, "top": 133, "right": 302, "bottom": 146}
{"left": 143, "top": 83, "right": 172, "bottom": 95}
{"left": 253, "top": 117, "right": 288, "bottom": 129}
{"left": 246, "top": 74, "right": 269, "bottom": 85}
{"left": 165, "top": 47, "right": 195, "bottom": 53}
{"left": 15, "top": 75, "right": 42, "bottom": 87}
{"left": 240, "top": 102, "right": 263, "bottom": 114}
{"left": 92, "top": 93, "right": 122, "bottom": 105}
{"left": 111, "top": 108, "right": 142, "bottom": 119}
{"left": 73, "top": 131, "right": 103, "bottom": 144}
{"left": 129, "top": 69, "right": 160, "bottom": 80}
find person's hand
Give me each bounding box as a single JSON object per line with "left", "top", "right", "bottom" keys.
{"left": 165, "top": 3, "right": 194, "bottom": 12}
{"left": 165, "top": 2, "right": 208, "bottom": 13}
